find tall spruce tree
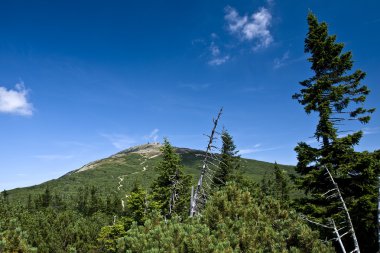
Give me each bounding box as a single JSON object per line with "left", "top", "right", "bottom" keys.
{"left": 273, "top": 162, "right": 290, "bottom": 204}
{"left": 293, "top": 12, "right": 379, "bottom": 252}
{"left": 259, "top": 163, "right": 290, "bottom": 204}
{"left": 151, "top": 139, "right": 191, "bottom": 217}
{"left": 214, "top": 129, "right": 241, "bottom": 187}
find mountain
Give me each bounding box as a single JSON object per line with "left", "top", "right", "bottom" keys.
{"left": 8, "top": 143, "right": 295, "bottom": 202}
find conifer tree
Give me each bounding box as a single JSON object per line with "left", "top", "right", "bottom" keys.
{"left": 273, "top": 162, "right": 290, "bottom": 203}
{"left": 260, "top": 172, "right": 274, "bottom": 196}
{"left": 260, "top": 163, "right": 290, "bottom": 204}
{"left": 293, "top": 12, "right": 379, "bottom": 252}
{"left": 125, "top": 183, "right": 157, "bottom": 226}
{"left": 151, "top": 139, "right": 191, "bottom": 217}
{"left": 214, "top": 129, "right": 241, "bottom": 187}
{"left": 36, "top": 187, "right": 52, "bottom": 208}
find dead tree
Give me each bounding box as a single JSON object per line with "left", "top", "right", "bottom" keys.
{"left": 168, "top": 168, "right": 180, "bottom": 216}
{"left": 324, "top": 167, "right": 360, "bottom": 253}
{"left": 189, "top": 108, "right": 223, "bottom": 217}
{"left": 300, "top": 214, "right": 347, "bottom": 253}
{"left": 301, "top": 166, "right": 360, "bottom": 253}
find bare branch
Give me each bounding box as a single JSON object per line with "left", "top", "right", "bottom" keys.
{"left": 325, "top": 166, "right": 360, "bottom": 253}
{"left": 190, "top": 108, "right": 223, "bottom": 217}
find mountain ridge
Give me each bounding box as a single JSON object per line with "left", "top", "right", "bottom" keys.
{"left": 8, "top": 143, "right": 296, "bottom": 202}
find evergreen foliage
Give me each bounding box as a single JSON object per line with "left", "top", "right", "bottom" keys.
{"left": 273, "top": 162, "right": 291, "bottom": 203}
{"left": 260, "top": 162, "right": 291, "bottom": 204}
{"left": 124, "top": 183, "right": 160, "bottom": 226}
{"left": 97, "top": 224, "right": 127, "bottom": 253}
{"left": 0, "top": 146, "right": 298, "bottom": 252}
{"left": 293, "top": 12, "right": 380, "bottom": 252}
{"left": 0, "top": 186, "right": 112, "bottom": 253}
{"left": 151, "top": 139, "right": 192, "bottom": 217}
{"left": 0, "top": 218, "right": 36, "bottom": 253}
{"left": 214, "top": 129, "right": 241, "bottom": 187}
{"left": 117, "top": 183, "right": 334, "bottom": 252}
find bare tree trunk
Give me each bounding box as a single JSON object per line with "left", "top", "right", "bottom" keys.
{"left": 168, "top": 169, "right": 180, "bottom": 216}
{"left": 300, "top": 214, "right": 349, "bottom": 252}
{"left": 330, "top": 218, "right": 346, "bottom": 253}
{"left": 301, "top": 167, "right": 362, "bottom": 252}
{"left": 189, "top": 186, "right": 194, "bottom": 216}
{"left": 325, "top": 167, "right": 360, "bottom": 253}
{"left": 190, "top": 108, "right": 222, "bottom": 217}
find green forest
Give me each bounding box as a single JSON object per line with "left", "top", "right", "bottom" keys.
{"left": 1, "top": 12, "right": 379, "bottom": 253}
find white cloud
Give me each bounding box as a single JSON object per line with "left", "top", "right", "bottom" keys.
{"left": 273, "top": 51, "right": 290, "bottom": 69}
{"left": 101, "top": 133, "right": 136, "bottom": 149}
{"left": 239, "top": 149, "right": 258, "bottom": 155}
{"left": 253, "top": 143, "right": 261, "bottom": 148}
{"left": 239, "top": 143, "right": 261, "bottom": 155}
{"left": 208, "top": 40, "right": 230, "bottom": 66}
{"left": 306, "top": 127, "right": 379, "bottom": 145}
{"left": 362, "top": 127, "right": 380, "bottom": 135}
{"left": 225, "top": 6, "right": 273, "bottom": 50}
{"left": 208, "top": 55, "right": 230, "bottom": 66}
{"left": 239, "top": 144, "right": 282, "bottom": 155}
{"left": 336, "top": 127, "right": 380, "bottom": 138}
{"left": 145, "top": 129, "right": 159, "bottom": 143}
{"left": 0, "top": 83, "right": 33, "bottom": 116}
{"left": 210, "top": 42, "right": 221, "bottom": 57}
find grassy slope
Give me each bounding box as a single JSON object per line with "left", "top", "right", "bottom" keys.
{"left": 8, "top": 148, "right": 295, "bottom": 203}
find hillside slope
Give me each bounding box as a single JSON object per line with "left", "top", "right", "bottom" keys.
{"left": 8, "top": 143, "right": 295, "bottom": 202}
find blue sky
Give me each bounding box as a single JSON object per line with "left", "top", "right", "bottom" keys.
{"left": 1, "top": 0, "right": 379, "bottom": 190}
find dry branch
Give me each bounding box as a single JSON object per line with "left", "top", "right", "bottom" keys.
{"left": 189, "top": 108, "right": 223, "bottom": 217}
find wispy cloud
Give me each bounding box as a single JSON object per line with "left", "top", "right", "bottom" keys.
{"left": 273, "top": 51, "right": 290, "bottom": 69}
{"left": 274, "top": 53, "right": 306, "bottom": 69}
{"left": 225, "top": 6, "right": 273, "bottom": 50}
{"left": 208, "top": 40, "right": 230, "bottom": 66}
{"left": 362, "top": 127, "right": 380, "bottom": 135}
{"left": 0, "top": 82, "right": 33, "bottom": 116}
{"left": 208, "top": 55, "right": 230, "bottom": 66}
{"left": 33, "top": 154, "right": 74, "bottom": 161}
{"left": 239, "top": 143, "right": 285, "bottom": 155}
{"left": 337, "top": 128, "right": 380, "bottom": 138}
{"left": 305, "top": 127, "right": 380, "bottom": 145}
{"left": 101, "top": 133, "right": 136, "bottom": 149}
{"left": 144, "top": 129, "right": 159, "bottom": 143}
{"left": 239, "top": 143, "right": 283, "bottom": 155}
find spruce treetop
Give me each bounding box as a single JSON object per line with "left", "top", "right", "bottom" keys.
{"left": 293, "top": 12, "right": 374, "bottom": 147}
